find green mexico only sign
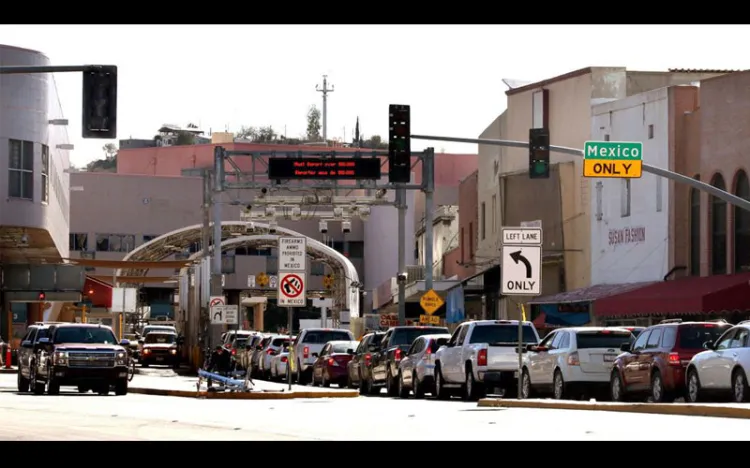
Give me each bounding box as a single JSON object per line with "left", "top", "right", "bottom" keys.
{"left": 583, "top": 141, "right": 643, "bottom": 178}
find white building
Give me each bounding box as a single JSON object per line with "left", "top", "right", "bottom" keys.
{"left": 415, "top": 205, "right": 459, "bottom": 280}
{"left": 590, "top": 87, "right": 670, "bottom": 284}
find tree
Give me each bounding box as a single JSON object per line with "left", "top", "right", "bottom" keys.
{"left": 256, "top": 126, "right": 278, "bottom": 142}
{"left": 361, "top": 135, "right": 387, "bottom": 149}
{"left": 87, "top": 142, "right": 118, "bottom": 172}
{"left": 103, "top": 143, "right": 117, "bottom": 159}
{"left": 353, "top": 117, "right": 361, "bottom": 147}
{"left": 236, "top": 125, "right": 260, "bottom": 141}
{"left": 306, "top": 105, "right": 322, "bottom": 141}
{"left": 175, "top": 131, "right": 196, "bottom": 145}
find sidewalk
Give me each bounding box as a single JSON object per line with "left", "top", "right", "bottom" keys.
{"left": 130, "top": 373, "right": 359, "bottom": 400}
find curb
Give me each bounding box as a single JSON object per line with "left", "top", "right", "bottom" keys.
{"left": 0, "top": 368, "right": 16, "bottom": 374}
{"left": 477, "top": 398, "right": 750, "bottom": 419}
{"left": 129, "top": 387, "right": 360, "bottom": 400}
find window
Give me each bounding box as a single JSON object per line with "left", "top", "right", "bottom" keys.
{"left": 491, "top": 194, "right": 497, "bottom": 233}
{"left": 632, "top": 330, "right": 650, "bottom": 352}
{"left": 266, "top": 256, "right": 278, "bottom": 275}
{"left": 41, "top": 144, "right": 49, "bottom": 203}
{"left": 331, "top": 241, "right": 364, "bottom": 258}
{"left": 679, "top": 324, "right": 731, "bottom": 350}
{"left": 311, "top": 261, "right": 325, "bottom": 276}
{"left": 95, "top": 234, "right": 135, "bottom": 252}
{"left": 539, "top": 332, "right": 556, "bottom": 349}
{"left": 656, "top": 176, "right": 662, "bottom": 212}
{"left": 142, "top": 235, "right": 158, "bottom": 244}
{"left": 715, "top": 329, "right": 737, "bottom": 351}
{"left": 575, "top": 331, "right": 631, "bottom": 349}
{"left": 648, "top": 124, "right": 654, "bottom": 139}
{"left": 690, "top": 178, "right": 701, "bottom": 276}
{"left": 646, "top": 328, "right": 663, "bottom": 348}
{"left": 8, "top": 139, "right": 33, "bottom": 199}
{"left": 733, "top": 170, "right": 750, "bottom": 272}
{"left": 456, "top": 326, "right": 469, "bottom": 346}
{"left": 69, "top": 233, "right": 88, "bottom": 251}
{"left": 235, "top": 247, "right": 271, "bottom": 256}
{"left": 468, "top": 324, "right": 538, "bottom": 345}
{"left": 710, "top": 174, "right": 727, "bottom": 274}
{"left": 221, "top": 255, "right": 235, "bottom": 274}
{"left": 302, "top": 330, "right": 352, "bottom": 344}
{"left": 480, "top": 202, "right": 486, "bottom": 240}
{"left": 621, "top": 179, "right": 631, "bottom": 217}
{"left": 661, "top": 326, "right": 677, "bottom": 348}
{"left": 550, "top": 332, "right": 563, "bottom": 350}
{"left": 188, "top": 241, "right": 202, "bottom": 254}
{"left": 558, "top": 332, "right": 570, "bottom": 349}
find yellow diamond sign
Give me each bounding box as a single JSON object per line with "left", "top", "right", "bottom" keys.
{"left": 420, "top": 289, "right": 444, "bottom": 315}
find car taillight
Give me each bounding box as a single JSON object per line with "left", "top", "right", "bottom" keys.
{"left": 423, "top": 343, "right": 432, "bottom": 361}
{"left": 477, "top": 349, "right": 487, "bottom": 366}
{"left": 281, "top": 356, "right": 287, "bottom": 363}
{"left": 231, "top": 349, "right": 236, "bottom": 355}
{"left": 267, "top": 349, "right": 276, "bottom": 355}
{"left": 226, "top": 343, "right": 232, "bottom": 349}
{"left": 364, "top": 353, "right": 371, "bottom": 365}
{"left": 567, "top": 352, "right": 580, "bottom": 366}
{"left": 668, "top": 352, "right": 680, "bottom": 366}
{"left": 394, "top": 349, "right": 402, "bottom": 361}
{"left": 328, "top": 358, "right": 335, "bottom": 366}
{"left": 303, "top": 346, "right": 309, "bottom": 358}
{"left": 703, "top": 324, "right": 715, "bottom": 328}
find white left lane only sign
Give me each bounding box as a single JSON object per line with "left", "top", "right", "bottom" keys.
{"left": 501, "top": 245, "right": 542, "bottom": 296}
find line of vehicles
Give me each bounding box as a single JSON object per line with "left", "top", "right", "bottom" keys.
{"left": 232, "top": 317, "right": 750, "bottom": 405}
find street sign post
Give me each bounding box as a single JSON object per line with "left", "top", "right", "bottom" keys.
{"left": 278, "top": 271, "right": 306, "bottom": 307}
{"left": 501, "top": 226, "right": 543, "bottom": 401}
{"left": 211, "top": 305, "right": 238, "bottom": 325}
{"left": 279, "top": 237, "right": 307, "bottom": 272}
{"left": 420, "top": 289, "right": 444, "bottom": 315}
{"left": 419, "top": 314, "right": 440, "bottom": 325}
{"left": 583, "top": 141, "right": 643, "bottom": 178}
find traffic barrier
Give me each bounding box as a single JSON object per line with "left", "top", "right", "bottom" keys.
{"left": 477, "top": 398, "right": 750, "bottom": 419}
{"left": 4, "top": 346, "right": 11, "bottom": 369}
{"left": 128, "top": 386, "right": 359, "bottom": 400}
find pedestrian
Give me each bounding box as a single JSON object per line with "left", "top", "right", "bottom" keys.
{"left": 206, "top": 345, "right": 231, "bottom": 388}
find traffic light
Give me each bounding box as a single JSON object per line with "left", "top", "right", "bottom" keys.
{"left": 388, "top": 104, "right": 411, "bottom": 183}
{"left": 82, "top": 65, "right": 118, "bottom": 139}
{"left": 529, "top": 128, "right": 550, "bottom": 179}
{"left": 38, "top": 292, "right": 45, "bottom": 301}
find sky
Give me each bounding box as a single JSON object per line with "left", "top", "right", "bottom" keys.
{"left": 1, "top": 24, "right": 749, "bottom": 168}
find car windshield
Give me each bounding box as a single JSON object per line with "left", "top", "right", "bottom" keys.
{"left": 391, "top": 328, "right": 449, "bottom": 346}
{"left": 143, "top": 326, "right": 173, "bottom": 336}
{"left": 679, "top": 324, "right": 731, "bottom": 349}
{"left": 576, "top": 331, "right": 631, "bottom": 349}
{"left": 303, "top": 331, "right": 352, "bottom": 344}
{"left": 145, "top": 333, "right": 176, "bottom": 344}
{"left": 234, "top": 338, "right": 248, "bottom": 347}
{"left": 54, "top": 327, "right": 117, "bottom": 344}
{"left": 331, "top": 342, "right": 357, "bottom": 353}
{"left": 469, "top": 324, "right": 538, "bottom": 345}
{"left": 272, "top": 338, "right": 290, "bottom": 347}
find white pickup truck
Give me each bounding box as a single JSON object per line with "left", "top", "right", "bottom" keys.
{"left": 434, "top": 320, "right": 540, "bottom": 401}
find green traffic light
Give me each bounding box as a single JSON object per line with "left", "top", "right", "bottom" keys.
{"left": 532, "top": 161, "right": 547, "bottom": 173}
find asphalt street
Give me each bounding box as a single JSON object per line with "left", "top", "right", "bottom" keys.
{"left": 3, "top": 372, "right": 750, "bottom": 440}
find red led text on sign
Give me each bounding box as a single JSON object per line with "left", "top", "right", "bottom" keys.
{"left": 292, "top": 160, "right": 356, "bottom": 177}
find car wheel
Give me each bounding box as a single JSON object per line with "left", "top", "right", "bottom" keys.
{"left": 398, "top": 372, "right": 409, "bottom": 398}
{"left": 114, "top": 380, "right": 128, "bottom": 396}
{"left": 650, "top": 370, "right": 673, "bottom": 403}
{"left": 412, "top": 371, "right": 425, "bottom": 399}
{"left": 733, "top": 369, "right": 749, "bottom": 403}
{"left": 386, "top": 368, "right": 397, "bottom": 397}
{"left": 30, "top": 363, "right": 44, "bottom": 396}
{"left": 464, "top": 364, "right": 484, "bottom": 401}
{"left": 359, "top": 371, "right": 368, "bottom": 396}
{"left": 17, "top": 368, "right": 29, "bottom": 393}
{"left": 78, "top": 385, "right": 90, "bottom": 394}
{"left": 610, "top": 371, "right": 625, "bottom": 402}
{"left": 322, "top": 371, "right": 330, "bottom": 388}
{"left": 552, "top": 369, "right": 566, "bottom": 400}
{"left": 521, "top": 369, "right": 533, "bottom": 399}
{"left": 435, "top": 365, "right": 450, "bottom": 400}
{"left": 686, "top": 368, "right": 703, "bottom": 403}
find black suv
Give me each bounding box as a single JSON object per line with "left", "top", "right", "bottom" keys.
{"left": 17, "top": 323, "right": 55, "bottom": 392}
{"left": 370, "top": 326, "right": 449, "bottom": 396}
{"left": 26, "top": 323, "right": 131, "bottom": 396}
{"left": 346, "top": 331, "right": 385, "bottom": 393}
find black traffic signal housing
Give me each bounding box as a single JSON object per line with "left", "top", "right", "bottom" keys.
{"left": 529, "top": 128, "right": 550, "bottom": 179}
{"left": 388, "top": 104, "right": 411, "bottom": 183}
{"left": 82, "top": 65, "right": 118, "bottom": 139}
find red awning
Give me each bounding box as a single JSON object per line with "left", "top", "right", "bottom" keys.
{"left": 528, "top": 282, "right": 655, "bottom": 305}
{"left": 594, "top": 273, "right": 750, "bottom": 317}
{"left": 84, "top": 276, "right": 113, "bottom": 308}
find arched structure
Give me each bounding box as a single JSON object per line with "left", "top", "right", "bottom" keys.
{"left": 116, "top": 222, "right": 360, "bottom": 316}
{"left": 733, "top": 170, "right": 750, "bottom": 272}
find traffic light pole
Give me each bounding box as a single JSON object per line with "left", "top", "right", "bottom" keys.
{"left": 397, "top": 187, "right": 407, "bottom": 326}
{"left": 423, "top": 148, "right": 435, "bottom": 292}
{"left": 210, "top": 147, "right": 225, "bottom": 346}
{"left": 410, "top": 134, "right": 750, "bottom": 213}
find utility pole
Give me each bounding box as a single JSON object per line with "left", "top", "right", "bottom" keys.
{"left": 397, "top": 188, "right": 407, "bottom": 325}
{"left": 315, "top": 75, "right": 334, "bottom": 142}
{"left": 210, "top": 147, "right": 225, "bottom": 346}
{"left": 201, "top": 172, "right": 212, "bottom": 349}
{"left": 423, "top": 148, "right": 435, "bottom": 291}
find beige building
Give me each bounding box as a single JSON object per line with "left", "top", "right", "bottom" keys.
{"left": 474, "top": 67, "right": 728, "bottom": 320}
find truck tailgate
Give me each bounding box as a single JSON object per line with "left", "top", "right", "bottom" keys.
{"left": 487, "top": 347, "right": 523, "bottom": 369}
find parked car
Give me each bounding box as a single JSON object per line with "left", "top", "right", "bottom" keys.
{"left": 140, "top": 331, "right": 179, "bottom": 367}
{"left": 611, "top": 319, "right": 731, "bottom": 402}
{"left": 348, "top": 332, "right": 385, "bottom": 391}
{"left": 17, "top": 323, "right": 54, "bottom": 392}
{"left": 370, "top": 326, "right": 450, "bottom": 396}
{"left": 269, "top": 351, "right": 289, "bottom": 382}
{"left": 311, "top": 340, "right": 359, "bottom": 387}
{"left": 522, "top": 327, "right": 632, "bottom": 400}
{"left": 256, "top": 335, "right": 292, "bottom": 379}
{"left": 397, "top": 333, "right": 451, "bottom": 398}
{"left": 686, "top": 321, "right": 750, "bottom": 403}
{"left": 434, "top": 320, "right": 540, "bottom": 400}
{"left": 290, "top": 328, "right": 355, "bottom": 385}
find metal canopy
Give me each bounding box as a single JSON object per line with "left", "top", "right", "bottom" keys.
{"left": 117, "top": 222, "right": 360, "bottom": 316}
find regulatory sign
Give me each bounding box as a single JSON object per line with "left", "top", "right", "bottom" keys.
{"left": 209, "top": 296, "right": 225, "bottom": 308}
{"left": 278, "top": 271, "right": 306, "bottom": 307}
{"left": 501, "top": 246, "right": 542, "bottom": 296}
{"left": 583, "top": 141, "right": 643, "bottom": 179}
{"left": 211, "top": 305, "right": 239, "bottom": 325}
{"left": 501, "top": 227, "right": 543, "bottom": 246}
{"left": 279, "top": 237, "right": 307, "bottom": 271}
{"left": 419, "top": 314, "right": 440, "bottom": 325}
{"left": 420, "top": 289, "right": 444, "bottom": 315}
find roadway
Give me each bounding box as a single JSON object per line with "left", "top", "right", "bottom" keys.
{"left": 2, "top": 373, "right": 750, "bottom": 440}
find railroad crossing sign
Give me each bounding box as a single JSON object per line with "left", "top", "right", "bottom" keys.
{"left": 420, "top": 289, "right": 444, "bottom": 315}
{"left": 419, "top": 314, "right": 440, "bottom": 325}
{"left": 278, "top": 271, "right": 306, "bottom": 307}
{"left": 501, "top": 227, "right": 542, "bottom": 296}
{"left": 583, "top": 141, "right": 643, "bottom": 179}
{"left": 211, "top": 305, "right": 239, "bottom": 324}
{"left": 279, "top": 237, "right": 307, "bottom": 271}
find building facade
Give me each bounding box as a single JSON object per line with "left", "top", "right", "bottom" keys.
{"left": 0, "top": 44, "right": 75, "bottom": 343}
